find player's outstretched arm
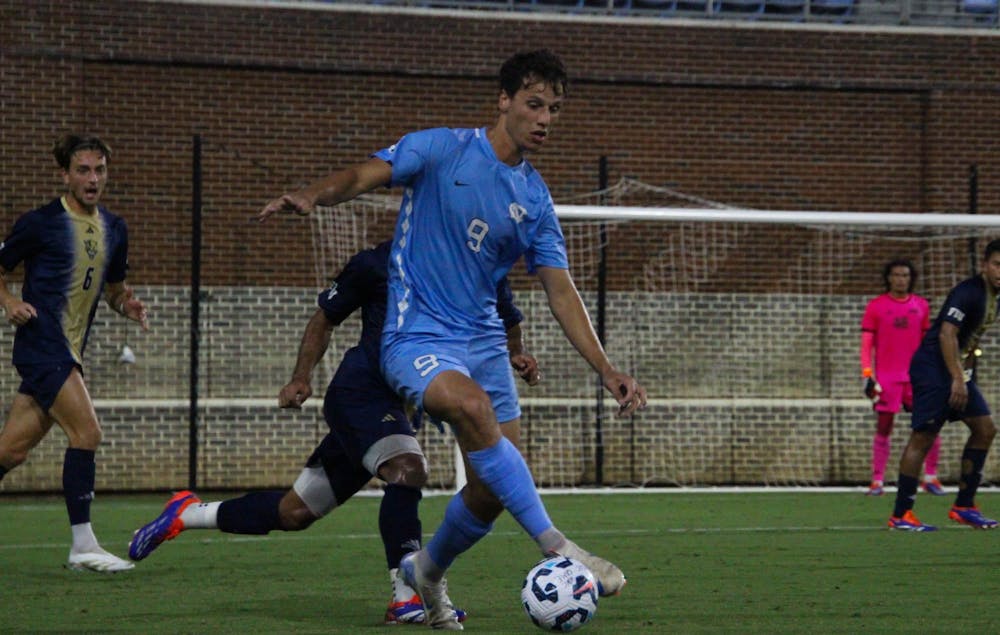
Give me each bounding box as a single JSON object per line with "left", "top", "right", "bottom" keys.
{"left": 536, "top": 266, "right": 647, "bottom": 416}
{"left": 105, "top": 281, "right": 150, "bottom": 331}
{"left": 278, "top": 308, "right": 334, "bottom": 409}
{"left": 257, "top": 158, "right": 393, "bottom": 223}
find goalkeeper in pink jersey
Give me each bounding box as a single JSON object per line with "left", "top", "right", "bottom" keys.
{"left": 860, "top": 260, "right": 943, "bottom": 496}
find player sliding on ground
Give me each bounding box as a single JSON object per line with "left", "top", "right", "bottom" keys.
{"left": 128, "top": 240, "right": 539, "bottom": 625}
{"left": 257, "top": 49, "right": 646, "bottom": 630}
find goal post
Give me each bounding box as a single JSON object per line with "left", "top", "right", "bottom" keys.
{"left": 310, "top": 179, "right": 1000, "bottom": 488}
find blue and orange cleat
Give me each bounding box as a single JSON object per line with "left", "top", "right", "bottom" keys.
{"left": 887, "top": 510, "right": 937, "bottom": 531}
{"left": 384, "top": 595, "right": 467, "bottom": 625}
{"left": 865, "top": 481, "right": 884, "bottom": 496}
{"left": 128, "top": 490, "right": 201, "bottom": 561}
{"left": 948, "top": 505, "right": 998, "bottom": 529}
{"left": 921, "top": 477, "right": 946, "bottom": 496}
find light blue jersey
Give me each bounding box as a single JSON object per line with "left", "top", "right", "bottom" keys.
{"left": 374, "top": 127, "right": 568, "bottom": 339}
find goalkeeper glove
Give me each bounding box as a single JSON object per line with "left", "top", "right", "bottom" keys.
{"left": 862, "top": 368, "right": 881, "bottom": 402}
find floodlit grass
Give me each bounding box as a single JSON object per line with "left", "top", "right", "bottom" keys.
{"left": 2, "top": 490, "right": 999, "bottom": 633}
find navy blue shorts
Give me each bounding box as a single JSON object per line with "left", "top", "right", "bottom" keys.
{"left": 306, "top": 381, "right": 415, "bottom": 474}
{"left": 910, "top": 364, "right": 989, "bottom": 432}
{"left": 15, "top": 362, "right": 79, "bottom": 412}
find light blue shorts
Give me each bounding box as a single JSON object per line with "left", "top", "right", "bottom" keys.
{"left": 381, "top": 331, "right": 521, "bottom": 425}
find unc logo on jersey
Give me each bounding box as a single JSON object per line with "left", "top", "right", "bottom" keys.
{"left": 509, "top": 203, "right": 527, "bottom": 224}
{"left": 326, "top": 281, "right": 339, "bottom": 299}
{"left": 84, "top": 239, "right": 99, "bottom": 260}
{"left": 948, "top": 307, "right": 966, "bottom": 321}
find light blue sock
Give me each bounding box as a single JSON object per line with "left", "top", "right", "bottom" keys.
{"left": 425, "top": 492, "right": 493, "bottom": 573}
{"left": 468, "top": 437, "right": 554, "bottom": 540}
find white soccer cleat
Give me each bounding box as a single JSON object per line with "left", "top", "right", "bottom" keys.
{"left": 66, "top": 548, "right": 135, "bottom": 573}
{"left": 399, "top": 552, "right": 463, "bottom": 631}
{"left": 549, "top": 538, "right": 626, "bottom": 597}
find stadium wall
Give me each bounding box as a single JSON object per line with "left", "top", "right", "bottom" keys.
{"left": 0, "top": 286, "right": 996, "bottom": 490}
{"left": 1, "top": 1, "right": 999, "bottom": 490}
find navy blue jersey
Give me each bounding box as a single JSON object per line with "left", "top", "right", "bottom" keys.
{"left": 914, "top": 274, "right": 998, "bottom": 370}
{"left": 0, "top": 197, "right": 128, "bottom": 366}
{"left": 317, "top": 240, "right": 523, "bottom": 391}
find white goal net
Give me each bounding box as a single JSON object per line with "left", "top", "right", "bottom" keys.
{"left": 311, "top": 179, "right": 1000, "bottom": 488}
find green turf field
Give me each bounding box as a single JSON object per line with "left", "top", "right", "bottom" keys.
{"left": 2, "top": 490, "right": 999, "bottom": 633}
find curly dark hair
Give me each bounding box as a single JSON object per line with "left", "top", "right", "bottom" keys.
{"left": 499, "top": 49, "right": 567, "bottom": 98}
{"left": 882, "top": 259, "right": 917, "bottom": 293}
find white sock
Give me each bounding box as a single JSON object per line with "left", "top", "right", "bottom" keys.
{"left": 537, "top": 527, "right": 567, "bottom": 555}
{"left": 924, "top": 474, "right": 937, "bottom": 482}
{"left": 70, "top": 522, "right": 100, "bottom": 553}
{"left": 179, "top": 501, "right": 221, "bottom": 529}
{"left": 390, "top": 568, "right": 417, "bottom": 601}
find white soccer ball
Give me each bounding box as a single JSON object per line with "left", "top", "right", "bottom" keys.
{"left": 521, "top": 556, "right": 599, "bottom": 632}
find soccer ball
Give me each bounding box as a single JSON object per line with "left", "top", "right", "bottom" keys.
{"left": 521, "top": 556, "right": 599, "bottom": 632}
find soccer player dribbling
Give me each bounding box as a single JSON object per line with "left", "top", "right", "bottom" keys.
{"left": 258, "top": 49, "right": 646, "bottom": 630}
{"left": 887, "top": 240, "right": 1000, "bottom": 531}
{"left": 0, "top": 135, "right": 149, "bottom": 571}
{"left": 128, "top": 241, "right": 538, "bottom": 625}
{"left": 860, "top": 260, "right": 942, "bottom": 496}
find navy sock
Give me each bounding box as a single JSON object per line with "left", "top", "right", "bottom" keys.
{"left": 955, "top": 447, "right": 988, "bottom": 508}
{"left": 380, "top": 484, "right": 422, "bottom": 569}
{"left": 216, "top": 491, "right": 285, "bottom": 535}
{"left": 892, "top": 474, "right": 919, "bottom": 518}
{"left": 0, "top": 464, "right": 8, "bottom": 482}
{"left": 63, "top": 448, "right": 96, "bottom": 525}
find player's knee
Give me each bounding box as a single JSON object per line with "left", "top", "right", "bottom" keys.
{"left": 0, "top": 447, "right": 29, "bottom": 468}
{"left": 380, "top": 453, "right": 428, "bottom": 489}
{"left": 440, "top": 389, "right": 490, "bottom": 426}
{"left": 875, "top": 413, "right": 895, "bottom": 437}
{"left": 978, "top": 420, "right": 998, "bottom": 444}
{"left": 68, "top": 422, "right": 103, "bottom": 450}
{"left": 278, "top": 494, "right": 321, "bottom": 531}
{"left": 451, "top": 393, "right": 499, "bottom": 444}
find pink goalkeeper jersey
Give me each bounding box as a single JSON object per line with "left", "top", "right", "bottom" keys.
{"left": 861, "top": 293, "right": 931, "bottom": 382}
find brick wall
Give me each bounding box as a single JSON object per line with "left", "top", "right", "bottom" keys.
{"left": 2, "top": 1, "right": 999, "bottom": 490}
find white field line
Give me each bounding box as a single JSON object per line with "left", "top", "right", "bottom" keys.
{"left": 0, "top": 523, "right": 959, "bottom": 552}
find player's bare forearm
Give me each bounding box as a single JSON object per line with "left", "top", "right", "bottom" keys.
{"left": 0, "top": 267, "right": 37, "bottom": 325}
{"left": 104, "top": 283, "right": 128, "bottom": 315}
{"left": 258, "top": 158, "right": 392, "bottom": 222}
{"left": 506, "top": 323, "right": 527, "bottom": 358}
{"left": 506, "top": 324, "right": 541, "bottom": 385}
{"left": 940, "top": 323, "right": 969, "bottom": 409}
{"left": 939, "top": 324, "right": 965, "bottom": 382}
{"left": 0, "top": 268, "right": 17, "bottom": 312}
{"left": 105, "top": 281, "right": 150, "bottom": 331}
{"left": 538, "top": 266, "right": 647, "bottom": 414}
{"left": 291, "top": 309, "right": 334, "bottom": 383}
{"left": 537, "top": 267, "right": 614, "bottom": 376}
{"left": 279, "top": 310, "right": 334, "bottom": 409}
